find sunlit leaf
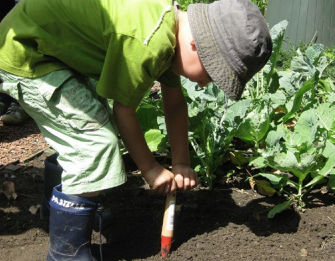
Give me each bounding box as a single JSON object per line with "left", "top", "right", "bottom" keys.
{"left": 268, "top": 199, "right": 293, "bottom": 218}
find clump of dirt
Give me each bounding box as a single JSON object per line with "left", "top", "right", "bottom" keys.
{"left": 1, "top": 119, "right": 335, "bottom": 261}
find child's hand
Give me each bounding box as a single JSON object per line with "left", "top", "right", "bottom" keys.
{"left": 172, "top": 164, "right": 198, "bottom": 191}
{"left": 142, "top": 163, "right": 177, "bottom": 194}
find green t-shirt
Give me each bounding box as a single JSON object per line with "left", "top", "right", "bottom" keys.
{"left": 0, "top": 0, "right": 181, "bottom": 107}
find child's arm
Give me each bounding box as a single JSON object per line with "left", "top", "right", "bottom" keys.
{"left": 161, "top": 84, "right": 198, "bottom": 191}
{"left": 113, "top": 100, "right": 177, "bottom": 194}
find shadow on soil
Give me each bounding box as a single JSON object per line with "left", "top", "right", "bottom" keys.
{"left": 0, "top": 118, "right": 40, "bottom": 143}
{"left": 91, "top": 175, "right": 305, "bottom": 261}
{"left": 1, "top": 159, "right": 332, "bottom": 261}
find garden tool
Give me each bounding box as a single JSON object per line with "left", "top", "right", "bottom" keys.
{"left": 161, "top": 192, "right": 176, "bottom": 257}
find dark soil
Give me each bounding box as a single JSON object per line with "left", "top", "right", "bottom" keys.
{"left": 1, "top": 119, "right": 335, "bottom": 261}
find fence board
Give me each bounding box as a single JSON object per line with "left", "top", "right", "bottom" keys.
{"left": 266, "top": 0, "right": 335, "bottom": 49}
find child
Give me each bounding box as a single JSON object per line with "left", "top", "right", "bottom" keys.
{"left": 0, "top": 0, "right": 272, "bottom": 259}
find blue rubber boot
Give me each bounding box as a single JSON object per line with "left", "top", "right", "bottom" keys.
{"left": 46, "top": 185, "right": 99, "bottom": 261}
{"left": 41, "top": 153, "right": 113, "bottom": 231}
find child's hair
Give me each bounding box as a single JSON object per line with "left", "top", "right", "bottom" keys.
{"left": 188, "top": 0, "right": 272, "bottom": 100}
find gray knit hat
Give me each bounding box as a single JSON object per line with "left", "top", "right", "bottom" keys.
{"left": 188, "top": 0, "right": 272, "bottom": 100}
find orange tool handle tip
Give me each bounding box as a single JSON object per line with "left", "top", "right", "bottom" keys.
{"left": 161, "top": 235, "right": 173, "bottom": 257}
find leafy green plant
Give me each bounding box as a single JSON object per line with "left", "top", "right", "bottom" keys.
{"left": 233, "top": 20, "right": 288, "bottom": 152}
{"left": 244, "top": 39, "right": 335, "bottom": 217}
{"left": 323, "top": 47, "right": 335, "bottom": 80}
{"left": 234, "top": 97, "right": 273, "bottom": 151}
{"left": 246, "top": 20, "right": 288, "bottom": 99}
{"left": 117, "top": 88, "right": 169, "bottom": 155}
{"left": 182, "top": 77, "right": 250, "bottom": 188}
{"left": 135, "top": 89, "right": 168, "bottom": 153}
{"left": 250, "top": 0, "right": 268, "bottom": 15}
{"left": 277, "top": 44, "right": 333, "bottom": 124}
{"left": 237, "top": 20, "right": 335, "bottom": 218}
{"left": 250, "top": 107, "right": 335, "bottom": 218}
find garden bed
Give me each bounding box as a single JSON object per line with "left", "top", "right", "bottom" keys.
{"left": 1, "top": 118, "right": 335, "bottom": 261}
